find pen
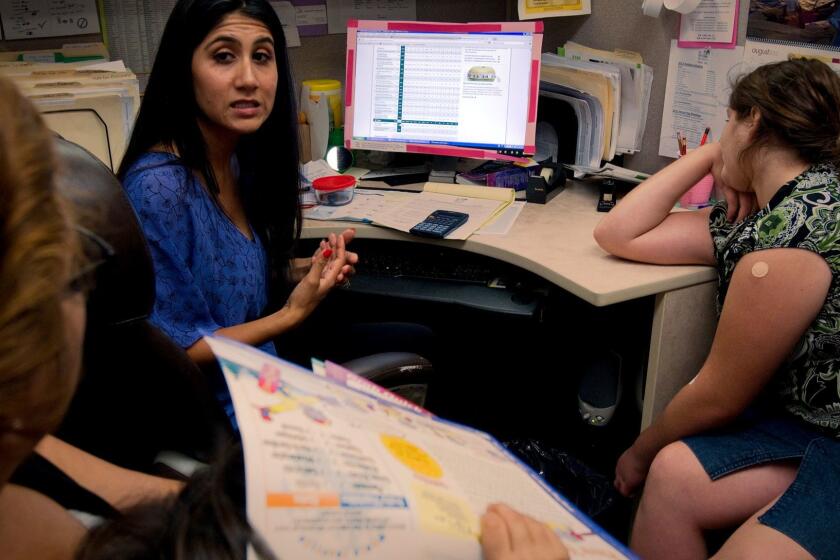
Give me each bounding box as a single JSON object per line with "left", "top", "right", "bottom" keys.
{"left": 699, "top": 126, "right": 710, "bottom": 146}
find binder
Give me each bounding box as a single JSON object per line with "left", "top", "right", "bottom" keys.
{"left": 540, "top": 54, "right": 617, "bottom": 162}
{"left": 560, "top": 42, "right": 654, "bottom": 154}
{"left": 538, "top": 82, "right": 604, "bottom": 170}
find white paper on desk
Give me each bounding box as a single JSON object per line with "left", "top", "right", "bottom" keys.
{"left": 326, "top": 0, "right": 416, "bottom": 34}
{"left": 303, "top": 189, "right": 412, "bottom": 222}
{"left": 659, "top": 40, "right": 744, "bottom": 158}
{"left": 678, "top": 0, "right": 737, "bottom": 45}
{"left": 374, "top": 192, "right": 504, "bottom": 240}
{"left": 476, "top": 202, "right": 525, "bottom": 236}
{"left": 0, "top": 0, "right": 100, "bottom": 40}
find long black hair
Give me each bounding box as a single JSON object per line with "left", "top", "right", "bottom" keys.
{"left": 118, "top": 0, "right": 301, "bottom": 302}
{"left": 76, "top": 443, "right": 277, "bottom": 560}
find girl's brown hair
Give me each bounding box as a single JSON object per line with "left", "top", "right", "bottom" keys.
{"left": 0, "top": 76, "right": 75, "bottom": 448}
{"left": 730, "top": 58, "right": 840, "bottom": 165}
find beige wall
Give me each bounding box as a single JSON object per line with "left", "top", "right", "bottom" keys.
{"left": 1, "top": 0, "right": 751, "bottom": 174}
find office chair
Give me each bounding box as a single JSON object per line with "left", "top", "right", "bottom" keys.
{"left": 52, "top": 138, "right": 434, "bottom": 471}
{"left": 53, "top": 136, "right": 228, "bottom": 470}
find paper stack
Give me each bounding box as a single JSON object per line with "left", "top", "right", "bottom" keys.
{"left": 0, "top": 54, "right": 140, "bottom": 172}
{"left": 537, "top": 46, "right": 653, "bottom": 171}
{"left": 562, "top": 42, "right": 654, "bottom": 155}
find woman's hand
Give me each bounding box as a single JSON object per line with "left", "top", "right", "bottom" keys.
{"left": 720, "top": 183, "right": 758, "bottom": 223}
{"left": 709, "top": 147, "right": 758, "bottom": 223}
{"left": 321, "top": 228, "right": 358, "bottom": 285}
{"left": 285, "top": 232, "right": 352, "bottom": 322}
{"left": 480, "top": 504, "right": 569, "bottom": 560}
{"left": 614, "top": 444, "right": 652, "bottom": 498}
{"left": 290, "top": 229, "right": 358, "bottom": 283}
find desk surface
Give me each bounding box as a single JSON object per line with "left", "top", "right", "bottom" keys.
{"left": 302, "top": 180, "right": 717, "bottom": 307}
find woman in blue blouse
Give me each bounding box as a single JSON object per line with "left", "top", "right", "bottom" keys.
{"left": 119, "top": 0, "right": 356, "bottom": 364}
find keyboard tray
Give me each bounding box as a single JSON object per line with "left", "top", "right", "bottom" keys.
{"left": 343, "top": 275, "right": 539, "bottom": 317}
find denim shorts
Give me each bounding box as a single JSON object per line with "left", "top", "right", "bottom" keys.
{"left": 683, "top": 408, "right": 840, "bottom": 560}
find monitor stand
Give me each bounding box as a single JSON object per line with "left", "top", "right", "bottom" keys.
{"left": 360, "top": 164, "right": 430, "bottom": 186}
{"left": 357, "top": 154, "right": 461, "bottom": 187}
{"left": 428, "top": 155, "right": 458, "bottom": 184}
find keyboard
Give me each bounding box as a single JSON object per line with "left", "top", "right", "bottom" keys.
{"left": 342, "top": 240, "right": 545, "bottom": 317}
{"left": 361, "top": 250, "right": 494, "bottom": 284}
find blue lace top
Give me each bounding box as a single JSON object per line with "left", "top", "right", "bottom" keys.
{"left": 123, "top": 152, "right": 276, "bottom": 356}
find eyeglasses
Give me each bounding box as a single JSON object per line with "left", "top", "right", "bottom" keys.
{"left": 66, "top": 225, "right": 115, "bottom": 296}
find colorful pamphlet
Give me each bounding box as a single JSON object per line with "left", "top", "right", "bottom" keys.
{"left": 206, "top": 336, "right": 635, "bottom": 560}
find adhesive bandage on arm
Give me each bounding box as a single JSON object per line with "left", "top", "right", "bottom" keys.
{"left": 751, "top": 261, "right": 769, "bottom": 278}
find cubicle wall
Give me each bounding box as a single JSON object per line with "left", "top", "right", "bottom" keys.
{"left": 0, "top": 0, "right": 751, "bottom": 174}
{"left": 283, "top": 0, "right": 690, "bottom": 173}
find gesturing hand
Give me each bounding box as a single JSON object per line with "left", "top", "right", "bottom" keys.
{"left": 285, "top": 232, "right": 351, "bottom": 322}
{"left": 480, "top": 504, "right": 569, "bottom": 560}
{"left": 321, "top": 228, "right": 358, "bottom": 285}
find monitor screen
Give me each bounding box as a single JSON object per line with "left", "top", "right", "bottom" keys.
{"left": 344, "top": 20, "right": 543, "bottom": 162}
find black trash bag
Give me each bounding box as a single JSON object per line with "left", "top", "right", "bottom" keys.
{"left": 503, "top": 439, "right": 619, "bottom": 520}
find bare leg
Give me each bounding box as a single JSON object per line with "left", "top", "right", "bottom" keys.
{"left": 631, "top": 441, "right": 798, "bottom": 560}
{"left": 713, "top": 498, "right": 814, "bottom": 560}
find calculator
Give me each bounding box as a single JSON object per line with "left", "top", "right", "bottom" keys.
{"left": 409, "top": 210, "right": 469, "bottom": 239}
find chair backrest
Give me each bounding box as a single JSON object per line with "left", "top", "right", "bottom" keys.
{"left": 52, "top": 137, "right": 228, "bottom": 470}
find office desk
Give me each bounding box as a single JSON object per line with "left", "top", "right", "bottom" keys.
{"left": 303, "top": 180, "right": 719, "bottom": 429}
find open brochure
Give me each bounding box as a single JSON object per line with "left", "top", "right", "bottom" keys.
{"left": 304, "top": 182, "right": 515, "bottom": 240}
{"left": 206, "top": 336, "right": 635, "bottom": 559}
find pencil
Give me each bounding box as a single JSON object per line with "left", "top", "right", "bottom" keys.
{"left": 677, "top": 132, "right": 686, "bottom": 156}
{"left": 699, "top": 126, "right": 710, "bottom": 146}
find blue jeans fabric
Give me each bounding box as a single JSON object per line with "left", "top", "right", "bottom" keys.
{"left": 683, "top": 409, "right": 840, "bottom": 560}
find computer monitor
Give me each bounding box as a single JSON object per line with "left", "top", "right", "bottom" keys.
{"left": 344, "top": 20, "right": 543, "bottom": 163}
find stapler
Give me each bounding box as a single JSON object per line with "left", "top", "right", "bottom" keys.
{"left": 526, "top": 162, "right": 565, "bottom": 204}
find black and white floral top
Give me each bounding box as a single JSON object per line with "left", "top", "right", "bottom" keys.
{"left": 709, "top": 163, "right": 840, "bottom": 434}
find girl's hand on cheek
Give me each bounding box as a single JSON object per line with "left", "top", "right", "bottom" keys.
{"left": 720, "top": 183, "right": 758, "bottom": 223}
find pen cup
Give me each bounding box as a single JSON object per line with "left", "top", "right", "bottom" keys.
{"left": 679, "top": 173, "right": 715, "bottom": 209}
